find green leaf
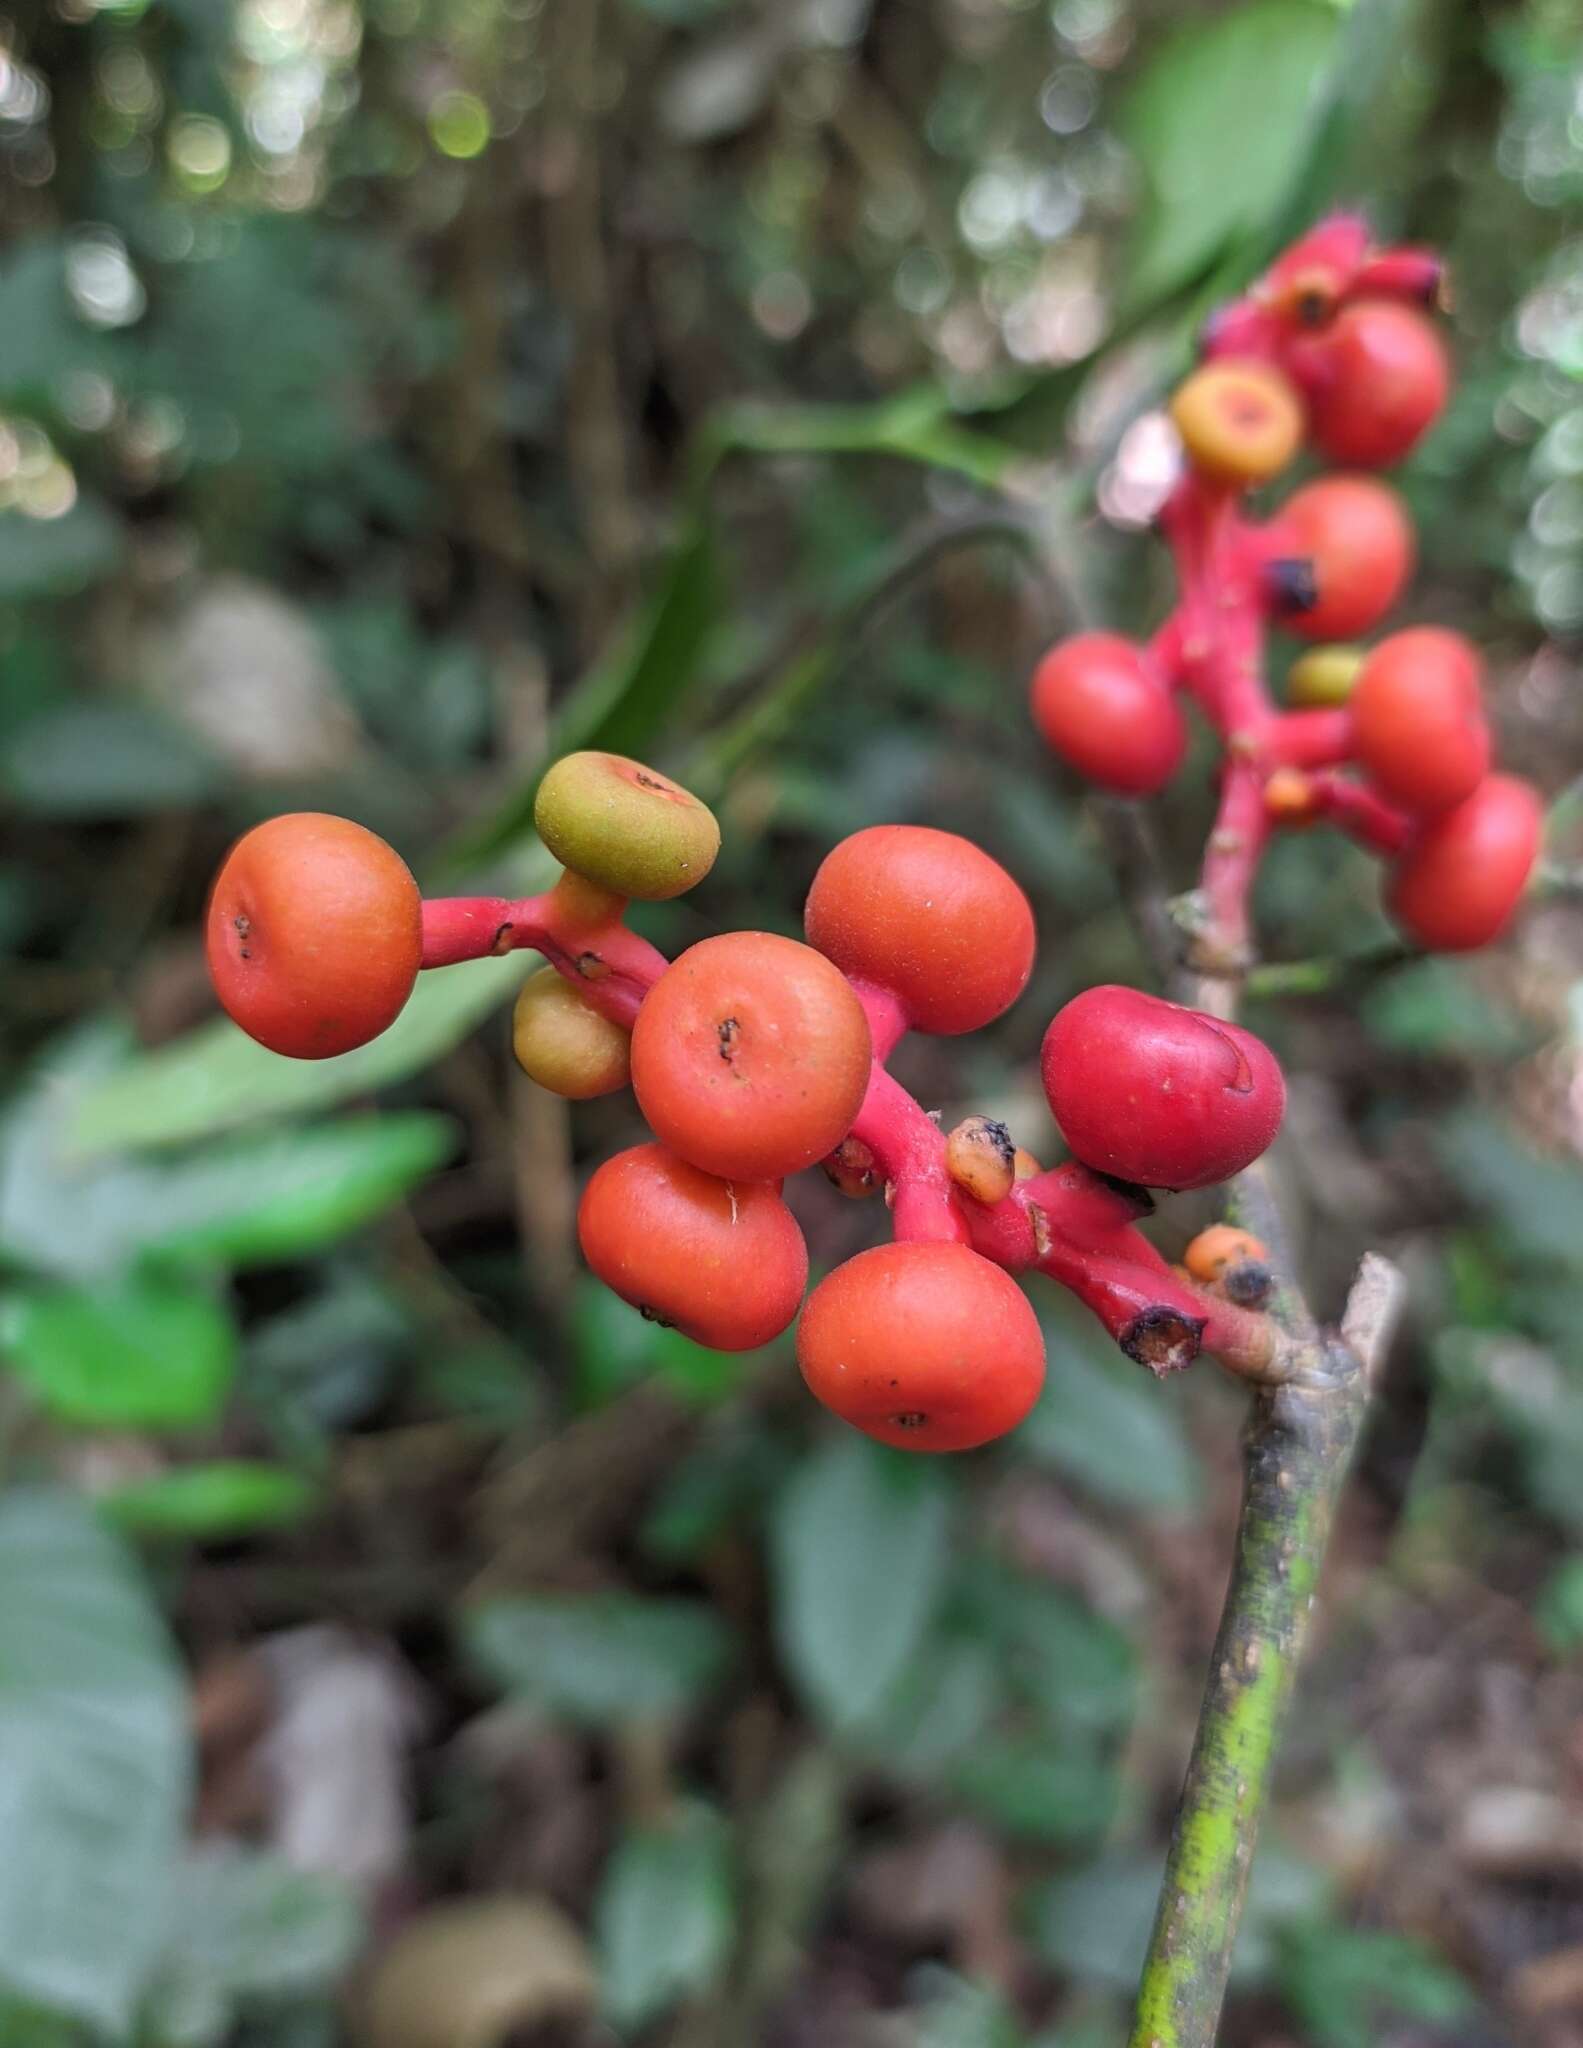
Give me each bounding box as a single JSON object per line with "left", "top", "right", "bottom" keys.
{"left": 2, "top": 1272, "right": 237, "bottom": 1428}
{"left": 136, "top": 1115, "right": 457, "bottom": 1266}
{"left": 462, "top": 1593, "right": 732, "bottom": 1726}
{"left": 0, "top": 499, "right": 123, "bottom": 600}
{"left": 72, "top": 954, "right": 529, "bottom": 1154}
{"left": 143, "top": 1844, "right": 361, "bottom": 2047}
{"left": 770, "top": 1434, "right": 952, "bottom": 1732}
{"left": 961, "top": 1562, "right": 1138, "bottom": 1738}
{"left": 1278, "top": 1922, "right": 1474, "bottom": 2048}
{"left": 1031, "top": 1852, "right": 1163, "bottom": 1989}
{"left": 0, "top": 1489, "right": 189, "bottom": 2034}
{"left": 103, "top": 1462, "right": 316, "bottom": 1538}
{"left": 1020, "top": 1294, "right": 1203, "bottom": 1514}
{"left": 595, "top": 1805, "right": 734, "bottom": 2032}
{"left": 1117, "top": 1, "right": 1341, "bottom": 310}
{"left": 1434, "top": 1109, "right": 1583, "bottom": 1269}
{"left": 1, "top": 703, "right": 224, "bottom": 817}
{"left": 1536, "top": 1557, "right": 1583, "bottom": 1654}
{"left": 1363, "top": 958, "right": 1530, "bottom": 1060}
{"left": 952, "top": 1738, "right": 1119, "bottom": 1846}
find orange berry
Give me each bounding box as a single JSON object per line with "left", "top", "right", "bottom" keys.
{"left": 1169, "top": 360, "right": 1304, "bottom": 488}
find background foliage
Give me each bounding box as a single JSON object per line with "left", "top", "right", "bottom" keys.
{"left": 3, "top": 0, "right": 1583, "bottom": 2042}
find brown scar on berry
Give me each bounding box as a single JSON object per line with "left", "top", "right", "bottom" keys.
{"left": 1120, "top": 1306, "right": 1207, "bottom": 1378}
{"left": 892, "top": 1412, "right": 927, "bottom": 1429}
{"left": 638, "top": 1304, "right": 676, "bottom": 1328}
{"left": 718, "top": 1016, "right": 740, "bottom": 1063}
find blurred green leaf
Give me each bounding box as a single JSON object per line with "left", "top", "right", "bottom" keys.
{"left": 1277, "top": 1922, "right": 1475, "bottom": 2048}
{"left": 854, "top": 1633, "right": 1000, "bottom": 1779}
{"left": 1363, "top": 958, "right": 1531, "bottom": 1060}
{"left": 0, "top": 1489, "right": 188, "bottom": 2035}
{"left": 142, "top": 1844, "right": 361, "bottom": 2048}
{"left": 910, "top": 1971, "right": 1027, "bottom": 2048}
{"left": 462, "top": 1593, "right": 732, "bottom": 1725}
{"left": 1032, "top": 1853, "right": 1163, "bottom": 1989}
{"left": 103, "top": 1463, "right": 316, "bottom": 1539}
{"left": 1021, "top": 1294, "right": 1203, "bottom": 1514}
{"left": 770, "top": 1434, "right": 952, "bottom": 1732}
{"left": 952, "top": 1738, "right": 1119, "bottom": 1846}
{"left": 2, "top": 1272, "right": 236, "bottom": 1428}
{"left": 1536, "top": 1556, "right": 1583, "bottom": 1653}
{"left": 1, "top": 703, "right": 225, "bottom": 817}
{"left": 1435, "top": 1109, "right": 1583, "bottom": 1268}
{"left": 595, "top": 1804, "right": 734, "bottom": 2032}
{"left": 0, "top": 500, "right": 123, "bottom": 600}
{"left": 962, "top": 1561, "right": 1137, "bottom": 1737}
{"left": 138, "top": 1115, "right": 457, "bottom": 1267}
{"left": 1118, "top": 0, "right": 1341, "bottom": 311}
{"left": 72, "top": 956, "right": 529, "bottom": 1154}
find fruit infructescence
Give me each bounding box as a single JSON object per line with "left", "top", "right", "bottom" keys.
{"left": 1030, "top": 212, "right": 1541, "bottom": 969}
{"left": 201, "top": 221, "right": 1537, "bottom": 1452}
{"left": 203, "top": 750, "right": 1290, "bottom": 1451}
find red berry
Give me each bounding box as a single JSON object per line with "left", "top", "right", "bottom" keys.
{"left": 796, "top": 1241, "right": 1045, "bottom": 1452}
{"left": 205, "top": 813, "right": 422, "bottom": 1059}
{"left": 1267, "top": 476, "right": 1415, "bottom": 641}
{"left": 630, "top": 931, "right": 871, "bottom": 1182}
{"left": 1030, "top": 633, "right": 1187, "bottom": 799}
{"left": 579, "top": 1144, "right": 808, "bottom": 1351}
{"left": 1292, "top": 299, "right": 1450, "bottom": 468}
{"left": 803, "top": 824, "right": 1035, "bottom": 1036}
{"left": 1388, "top": 773, "right": 1542, "bottom": 953}
{"left": 1351, "top": 627, "right": 1489, "bottom": 816}
{"left": 1041, "top": 986, "right": 1285, "bottom": 1191}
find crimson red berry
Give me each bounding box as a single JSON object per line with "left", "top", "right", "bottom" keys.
{"left": 803, "top": 824, "right": 1035, "bottom": 1035}
{"left": 630, "top": 931, "right": 871, "bottom": 1181}
{"left": 205, "top": 813, "right": 422, "bottom": 1060}
{"left": 1030, "top": 633, "right": 1186, "bottom": 799}
{"left": 1388, "top": 773, "right": 1542, "bottom": 952}
{"left": 1041, "top": 986, "right": 1285, "bottom": 1191}
{"left": 579, "top": 1144, "right": 807, "bottom": 1350}
{"left": 1351, "top": 627, "right": 1489, "bottom": 816}
{"left": 1266, "top": 476, "right": 1415, "bottom": 641}
{"left": 796, "top": 1241, "right": 1045, "bottom": 1452}
{"left": 1293, "top": 299, "right": 1450, "bottom": 468}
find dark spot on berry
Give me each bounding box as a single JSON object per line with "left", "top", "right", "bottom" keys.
{"left": 1223, "top": 1259, "right": 1274, "bottom": 1308}
{"left": 634, "top": 771, "right": 671, "bottom": 794}
{"left": 1264, "top": 557, "right": 1320, "bottom": 616}
{"left": 718, "top": 1016, "right": 740, "bottom": 1063}
{"left": 638, "top": 1304, "right": 676, "bottom": 1328}
{"left": 1294, "top": 288, "right": 1332, "bottom": 328}
{"left": 233, "top": 914, "right": 251, "bottom": 939}
{"left": 892, "top": 1412, "right": 927, "bottom": 1429}
{"left": 1120, "top": 1306, "right": 1207, "bottom": 1378}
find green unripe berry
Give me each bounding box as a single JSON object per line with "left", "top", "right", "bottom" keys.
{"left": 1287, "top": 644, "right": 1365, "bottom": 707}
{"left": 533, "top": 753, "right": 720, "bottom": 902}
{"left": 512, "top": 967, "right": 631, "bottom": 1099}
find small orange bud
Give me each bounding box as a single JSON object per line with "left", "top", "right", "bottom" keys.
{"left": 1183, "top": 1224, "right": 1270, "bottom": 1285}
{"left": 945, "top": 1116, "right": 1016, "bottom": 1207}
{"left": 1265, "top": 767, "right": 1320, "bottom": 829}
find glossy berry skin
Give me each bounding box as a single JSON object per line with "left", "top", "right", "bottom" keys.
{"left": 1042, "top": 986, "right": 1285, "bottom": 1191}
{"left": 803, "top": 825, "right": 1035, "bottom": 1035}
{"left": 1388, "top": 773, "right": 1542, "bottom": 953}
{"left": 579, "top": 1144, "right": 807, "bottom": 1351}
{"left": 797, "top": 1241, "right": 1045, "bottom": 1452}
{"left": 1352, "top": 627, "right": 1489, "bottom": 816}
{"left": 534, "top": 752, "right": 720, "bottom": 901}
{"left": 631, "top": 931, "right": 871, "bottom": 1181}
{"left": 1293, "top": 299, "right": 1450, "bottom": 468}
{"left": 1168, "top": 360, "right": 1304, "bottom": 488}
{"left": 206, "top": 813, "right": 421, "bottom": 1059}
{"left": 1268, "top": 476, "right": 1414, "bottom": 641}
{"left": 512, "top": 967, "right": 631, "bottom": 1099}
{"left": 1030, "top": 634, "right": 1187, "bottom": 799}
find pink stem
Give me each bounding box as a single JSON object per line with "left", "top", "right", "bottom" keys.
{"left": 419, "top": 891, "right": 669, "bottom": 1029}
{"left": 1269, "top": 708, "right": 1353, "bottom": 769}
{"left": 1307, "top": 773, "right": 1412, "bottom": 856}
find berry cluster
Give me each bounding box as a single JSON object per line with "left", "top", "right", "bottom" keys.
{"left": 1032, "top": 214, "right": 1542, "bottom": 968}
{"left": 205, "top": 754, "right": 1291, "bottom": 1452}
